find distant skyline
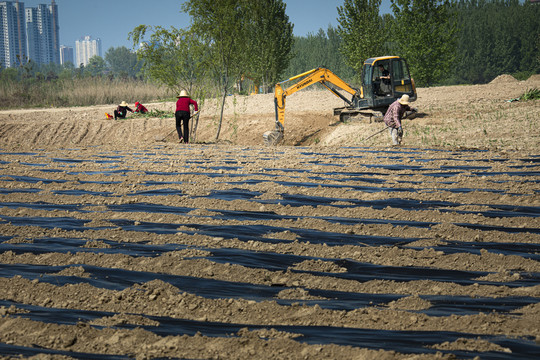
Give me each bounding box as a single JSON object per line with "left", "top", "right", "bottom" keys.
{"left": 19, "top": 0, "right": 393, "bottom": 55}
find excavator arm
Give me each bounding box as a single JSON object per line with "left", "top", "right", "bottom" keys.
{"left": 263, "top": 67, "right": 360, "bottom": 146}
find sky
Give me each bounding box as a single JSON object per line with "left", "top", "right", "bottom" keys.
{"left": 21, "top": 0, "right": 393, "bottom": 54}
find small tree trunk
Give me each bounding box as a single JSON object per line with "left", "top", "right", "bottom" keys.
{"left": 192, "top": 113, "right": 199, "bottom": 143}
{"left": 215, "top": 85, "right": 228, "bottom": 141}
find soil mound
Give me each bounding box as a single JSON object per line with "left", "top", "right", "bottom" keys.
{"left": 489, "top": 74, "right": 518, "bottom": 84}
{"left": 527, "top": 73, "right": 540, "bottom": 83}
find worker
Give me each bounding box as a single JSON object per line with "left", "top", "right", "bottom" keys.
{"left": 378, "top": 64, "right": 391, "bottom": 94}
{"left": 114, "top": 101, "right": 133, "bottom": 120}
{"left": 383, "top": 94, "right": 416, "bottom": 146}
{"left": 134, "top": 101, "right": 148, "bottom": 114}
{"left": 175, "top": 90, "right": 198, "bottom": 143}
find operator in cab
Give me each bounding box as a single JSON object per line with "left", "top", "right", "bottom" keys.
{"left": 378, "top": 64, "right": 391, "bottom": 95}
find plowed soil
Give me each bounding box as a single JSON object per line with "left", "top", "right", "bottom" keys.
{"left": 0, "top": 75, "right": 539, "bottom": 359}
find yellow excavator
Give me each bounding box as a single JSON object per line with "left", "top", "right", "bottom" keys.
{"left": 263, "top": 56, "right": 417, "bottom": 145}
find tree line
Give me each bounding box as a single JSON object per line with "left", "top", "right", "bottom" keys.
{"left": 0, "top": 46, "right": 142, "bottom": 83}
{"left": 0, "top": 0, "right": 537, "bottom": 114}
{"left": 285, "top": 0, "right": 538, "bottom": 86}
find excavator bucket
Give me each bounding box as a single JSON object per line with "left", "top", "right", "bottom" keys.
{"left": 263, "top": 120, "right": 284, "bottom": 146}
{"left": 263, "top": 129, "right": 283, "bottom": 146}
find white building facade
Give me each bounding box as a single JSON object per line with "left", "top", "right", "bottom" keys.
{"left": 75, "top": 35, "right": 101, "bottom": 68}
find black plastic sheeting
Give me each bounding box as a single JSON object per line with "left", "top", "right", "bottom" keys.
{"left": 0, "top": 215, "right": 91, "bottom": 230}
{"left": 1, "top": 300, "right": 538, "bottom": 359}
{"left": 2, "top": 148, "right": 539, "bottom": 358}
{"left": 0, "top": 174, "right": 68, "bottom": 184}
{"left": 0, "top": 236, "right": 188, "bottom": 257}
{"left": 0, "top": 187, "right": 41, "bottom": 194}
{"left": 1, "top": 237, "right": 538, "bottom": 289}
{"left": 2, "top": 182, "right": 538, "bottom": 218}
{"left": 1, "top": 262, "right": 538, "bottom": 314}
{"left": 52, "top": 189, "right": 115, "bottom": 197}
{"left": 0, "top": 343, "right": 131, "bottom": 360}
{"left": 425, "top": 241, "right": 540, "bottom": 261}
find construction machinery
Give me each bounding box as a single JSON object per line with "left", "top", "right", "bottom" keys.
{"left": 263, "top": 56, "right": 417, "bottom": 145}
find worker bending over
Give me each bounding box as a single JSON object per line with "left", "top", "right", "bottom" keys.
{"left": 383, "top": 94, "right": 416, "bottom": 146}
{"left": 134, "top": 101, "right": 148, "bottom": 114}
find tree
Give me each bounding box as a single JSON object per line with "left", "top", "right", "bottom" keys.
{"left": 86, "top": 56, "right": 106, "bottom": 77}
{"left": 284, "top": 27, "right": 355, "bottom": 82}
{"left": 129, "top": 25, "right": 209, "bottom": 97}
{"left": 337, "top": 0, "right": 386, "bottom": 79}
{"left": 183, "top": 0, "right": 250, "bottom": 141}
{"left": 244, "top": 0, "right": 294, "bottom": 91}
{"left": 58, "top": 63, "right": 74, "bottom": 81}
{"left": 391, "top": 0, "right": 457, "bottom": 86}
{"left": 105, "top": 46, "right": 141, "bottom": 78}
{"left": 0, "top": 67, "right": 18, "bottom": 82}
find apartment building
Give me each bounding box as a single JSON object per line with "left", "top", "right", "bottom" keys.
{"left": 0, "top": 1, "right": 27, "bottom": 68}
{"left": 59, "top": 44, "right": 72, "bottom": 65}
{"left": 75, "top": 35, "right": 101, "bottom": 68}
{"left": 0, "top": 0, "right": 59, "bottom": 68}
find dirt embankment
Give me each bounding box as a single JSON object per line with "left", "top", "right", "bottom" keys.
{"left": 0, "top": 74, "right": 538, "bottom": 150}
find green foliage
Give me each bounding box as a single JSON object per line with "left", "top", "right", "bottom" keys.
{"left": 0, "top": 68, "right": 18, "bottom": 82}
{"left": 391, "top": 0, "right": 458, "bottom": 87}
{"left": 244, "top": 0, "right": 294, "bottom": 90}
{"left": 337, "top": 0, "right": 386, "bottom": 78}
{"left": 133, "top": 109, "right": 174, "bottom": 119}
{"left": 183, "top": 0, "right": 250, "bottom": 140}
{"left": 284, "top": 26, "right": 355, "bottom": 82}
{"left": 105, "top": 46, "right": 141, "bottom": 79}
{"left": 519, "top": 88, "right": 540, "bottom": 101}
{"left": 86, "top": 56, "right": 106, "bottom": 77}
{"left": 453, "top": 0, "right": 540, "bottom": 84}
{"left": 129, "top": 25, "right": 210, "bottom": 97}
{"left": 184, "top": 0, "right": 247, "bottom": 85}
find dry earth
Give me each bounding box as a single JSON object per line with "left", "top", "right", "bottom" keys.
{"left": 0, "top": 75, "right": 539, "bottom": 359}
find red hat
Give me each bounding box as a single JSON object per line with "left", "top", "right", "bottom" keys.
{"left": 135, "top": 101, "right": 140, "bottom": 106}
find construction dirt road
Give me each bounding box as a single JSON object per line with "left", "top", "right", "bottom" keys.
{"left": 0, "top": 75, "right": 539, "bottom": 359}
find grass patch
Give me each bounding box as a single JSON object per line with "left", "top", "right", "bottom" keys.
{"left": 519, "top": 87, "right": 540, "bottom": 101}
{"left": 0, "top": 77, "right": 172, "bottom": 110}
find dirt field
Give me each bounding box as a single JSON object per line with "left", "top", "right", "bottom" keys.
{"left": 0, "top": 75, "right": 539, "bottom": 359}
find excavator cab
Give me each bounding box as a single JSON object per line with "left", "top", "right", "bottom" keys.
{"left": 358, "top": 56, "right": 416, "bottom": 112}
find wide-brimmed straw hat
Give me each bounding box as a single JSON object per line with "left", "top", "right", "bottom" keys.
{"left": 177, "top": 90, "right": 188, "bottom": 98}
{"left": 398, "top": 94, "right": 410, "bottom": 106}
{"left": 119, "top": 101, "right": 128, "bottom": 107}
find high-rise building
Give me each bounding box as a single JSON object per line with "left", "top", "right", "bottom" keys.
{"left": 26, "top": 1, "right": 59, "bottom": 66}
{"left": 49, "top": 0, "right": 59, "bottom": 64}
{"left": 0, "top": 0, "right": 59, "bottom": 68}
{"left": 0, "top": 0, "right": 27, "bottom": 68}
{"left": 75, "top": 35, "right": 101, "bottom": 68}
{"left": 59, "top": 45, "right": 73, "bottom": 65}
